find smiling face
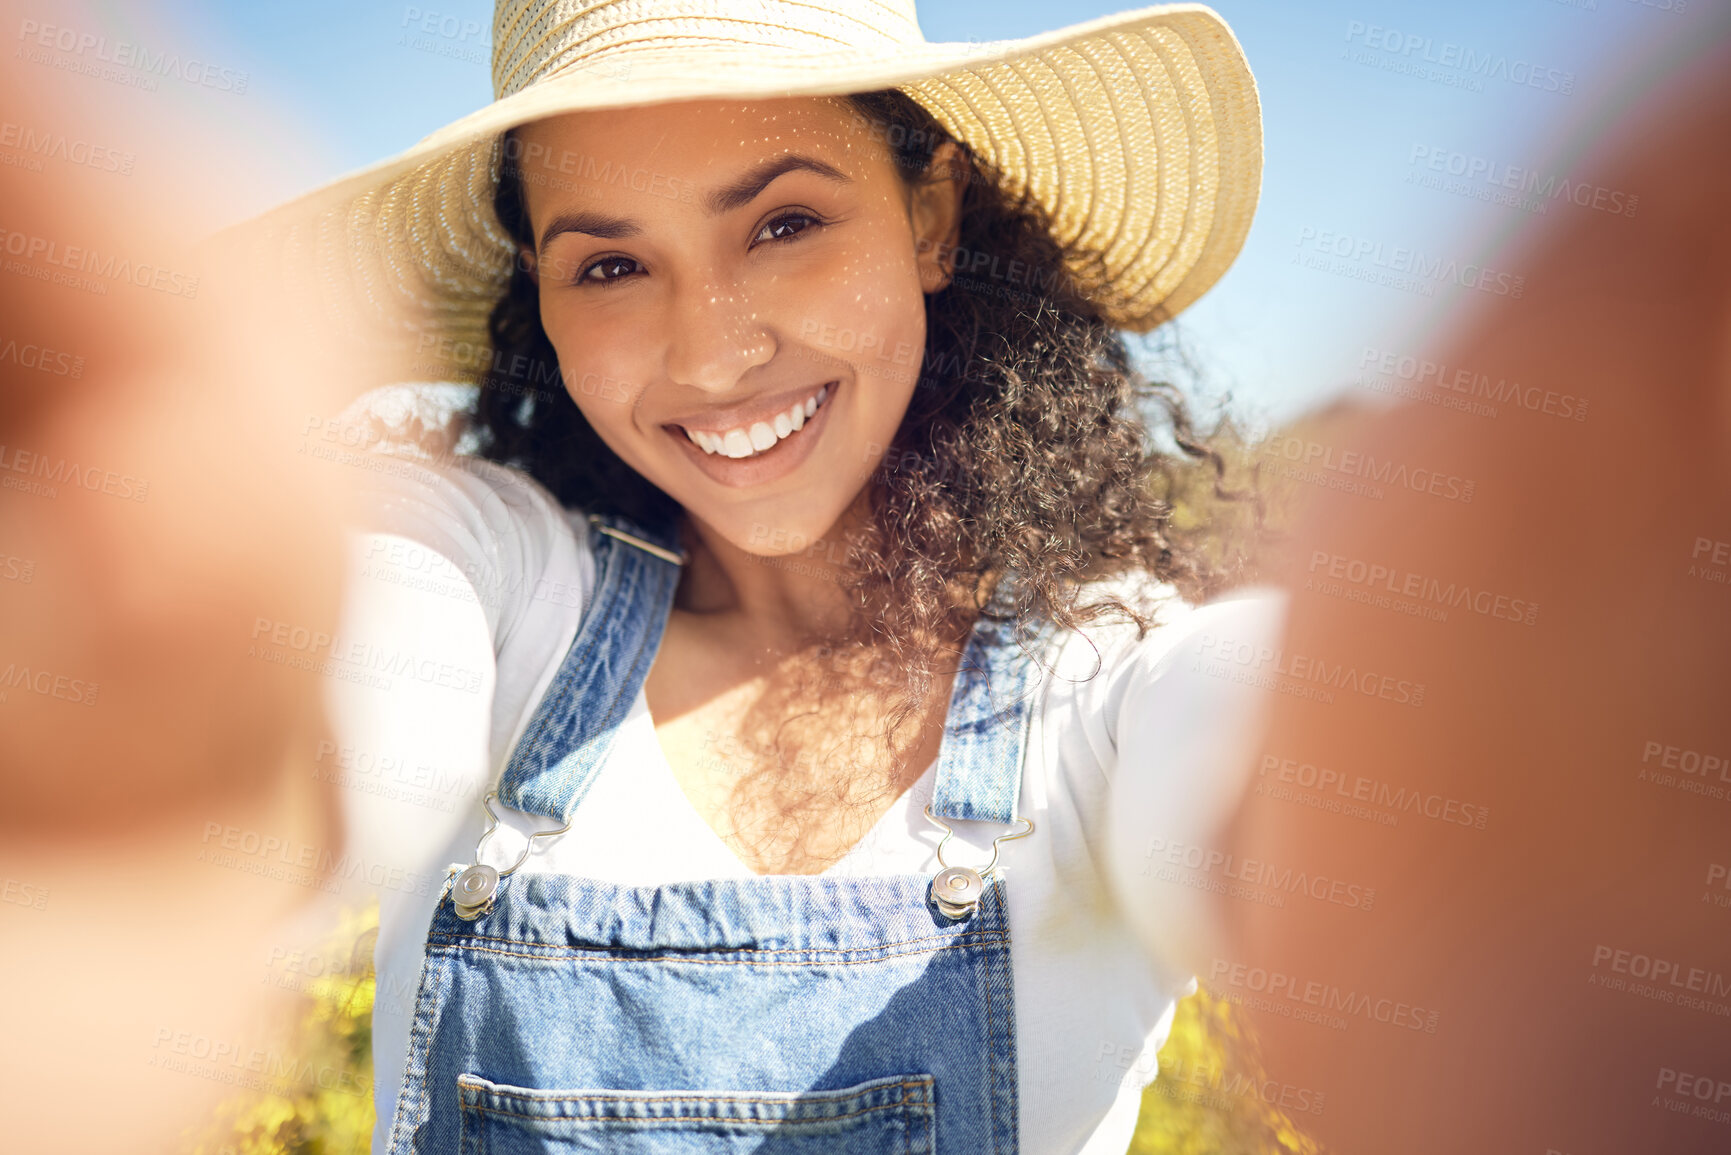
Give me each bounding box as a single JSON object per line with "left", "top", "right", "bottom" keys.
{"left": 513, "top": 97, "right": 963, "bottom": 557}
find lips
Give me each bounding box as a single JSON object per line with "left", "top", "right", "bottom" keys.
{"left": 678, "top": 384, "right": 830, "bottom": 459}
{"left": 662, "top": 379, "right": 841, "bottom": 489}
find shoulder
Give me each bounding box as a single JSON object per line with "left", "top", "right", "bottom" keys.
{"left": 1035, "top": 572, "right": 1288, "bottom": 776}
{"left": 335, "top": 383, "right": 596, "bottom": 636}
{"left": 1047, "top": 571, "right": 1289, "bottom": 697}
{"left": 337, "top": 383, "right": 591, "bottom": 550}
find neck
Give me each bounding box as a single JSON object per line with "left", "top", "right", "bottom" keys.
{"left": 672, "top": 494, "right": 871, "bottom": 651}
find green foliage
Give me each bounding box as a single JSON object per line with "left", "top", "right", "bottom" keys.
{"left": 187, "top": 902, "right": 378, "bottom": 1155}
{"left": 1131, "top": 988, "right": 1324, "bottom": 1155}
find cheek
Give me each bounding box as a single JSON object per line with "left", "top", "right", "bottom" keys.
{"left": 838, "top": 289, "right": 926, "bottom": 415}
{"left": 795, "top": 260, "right": 927, "bottom": 399}
{"left": 796, "top": 218, "right": 924, "bottom": 327}
{"left": 540, "top": 307, "right": 646, "bottom": 435}
{"left": 565, "top": 377, "right": 633, "bottom": 439}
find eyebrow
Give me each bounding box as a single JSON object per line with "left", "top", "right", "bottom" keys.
{"left": 536, "top": 153, "right": 851, "bottom": 254}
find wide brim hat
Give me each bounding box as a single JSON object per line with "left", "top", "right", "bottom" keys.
{"left": 237, "top": 0, "right": 1262, "bottom": 386}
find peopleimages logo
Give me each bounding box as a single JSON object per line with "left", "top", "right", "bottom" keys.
{"left": 1407, "top": 145, "right": 1639, "bottom": 218}
{"left": 1343, "top": 21, "right": 1576, "bottom": 95}
{"left": 15, "top": 19, "right": 250, "bottom": 93}
{"left": 0, "top": 336, "right": 84, "bottom": 377}
{"left": 1357, "top": 345, "right": 1589, "bottom": 423}
{"left": 1260, "top": 433, "right": 1475, "bottom": 503}
{"left": 0, "top": 660, "right": 99, "bottom": 706}
{"left": 1295, "top": 227, "right": 1524, "bottom": 298}
{"left": 1191, "top": 631, "right": 1428, "bottom": 708}
{"left": 247, "top": 617, "right": 486, "bottom": 695}
{"left": 1208, "top": 958, "right": 1442, "bottom": 1034}
{"left": 1306, "top": 549, "right": 1540, "bottom": 627}
{"left": 0, "top": 442, "right": 150, "bottom": 501}
{"left": 0, "top": 121, "right": 135, "bottom": 175}
{"left": 1143, "top": 836, "right": 1377, "bottom": 911}
{"left": 0, "top": 228, "right": 199, "bottom": 299}
{"left": 1258, "top": 754, "right": 1492, "bottom": 831}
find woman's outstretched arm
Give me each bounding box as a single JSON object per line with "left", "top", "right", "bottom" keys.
{"left": 1207, "top": 31, "right": 1731, "bottom": 1155}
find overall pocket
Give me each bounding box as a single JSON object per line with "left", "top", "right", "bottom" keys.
{"left": 456, "top": 1071, "right": 935, "bottom": 1154}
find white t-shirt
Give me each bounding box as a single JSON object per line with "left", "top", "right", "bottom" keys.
{"left": 323, "top": 386, "right": 1287, "bottom": 1155}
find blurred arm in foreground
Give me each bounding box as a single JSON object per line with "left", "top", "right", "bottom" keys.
{"left": 1200, "top": 24, "right": 1731, "bottom": 1155}
{"left": 0, "top": 3, "right": 404, "bottom": 1148}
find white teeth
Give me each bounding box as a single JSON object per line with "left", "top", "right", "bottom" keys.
{"left": 682, "top": 384, "right": 832, "bottom": 458}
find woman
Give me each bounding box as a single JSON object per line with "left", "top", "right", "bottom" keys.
{"left": 256, "top": 1, "right": 1286, "bottom": 1151}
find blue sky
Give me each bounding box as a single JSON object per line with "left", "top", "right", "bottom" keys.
{"left": 139, "top": 0, "right": 1715, "bottom": 425}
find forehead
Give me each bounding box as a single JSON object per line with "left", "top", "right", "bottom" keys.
{"left": 510, "top": 96, "right": 894, "bottom": 217}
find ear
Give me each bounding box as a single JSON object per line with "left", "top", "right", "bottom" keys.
{"left": 910, "top": 140, "right": 968, "bottom": 296}
{"left": 518, "top": 246, "right": 539, "bottom": 284}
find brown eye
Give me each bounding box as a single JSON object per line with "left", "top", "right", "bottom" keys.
{"left": 754, "top": 212, "right": 821, "bottom": 245}
{"left": 579, "top": 255, "right": 641, "bottom": 284}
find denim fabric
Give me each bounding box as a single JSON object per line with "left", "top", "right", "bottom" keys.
{"left": 924, "top": 609, "right": 1048, "bottom": 825}
{"left": 497, "top": 513, "right": 686, "bottom": 825}
{"left": 387, "top": 511, "right": 1039, "bottom": 1153}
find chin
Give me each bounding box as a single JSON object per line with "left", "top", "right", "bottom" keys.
{"left": 706, "top": 503, "right": 856, "bottom": 560}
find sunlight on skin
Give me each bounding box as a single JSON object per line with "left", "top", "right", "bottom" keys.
{"left": 515, "top": 98, "right": 965, "bottom": 640}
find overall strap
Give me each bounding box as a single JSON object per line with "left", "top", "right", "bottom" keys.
{"left": 927, "top": 604, "right": 1051, "bottom": 826}
{"left": 496, "top": 510, "right": 684, "bottom": 824}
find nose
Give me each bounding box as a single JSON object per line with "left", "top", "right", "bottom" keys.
{"left": 662, "top": 274, "right": 775, "bottom": 394}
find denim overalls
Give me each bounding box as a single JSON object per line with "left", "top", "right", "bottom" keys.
{"left": 385, "top": 511, "right": 1046, "bottom": 1154}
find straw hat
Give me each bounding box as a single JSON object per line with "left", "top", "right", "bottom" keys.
{"left": 241, "top": 0, "right": 1261, "bottom": 385}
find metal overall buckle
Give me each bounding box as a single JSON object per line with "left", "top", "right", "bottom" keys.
{"left": 451, "top": 791, "right": 572, "bottom": 920}
{"left": 922, "top": 804, "right": 1035, "bottom": 920}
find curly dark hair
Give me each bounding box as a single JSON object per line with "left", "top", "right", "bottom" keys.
{"left": 469, "top": 91, "right": 1257, "bottom": 854}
